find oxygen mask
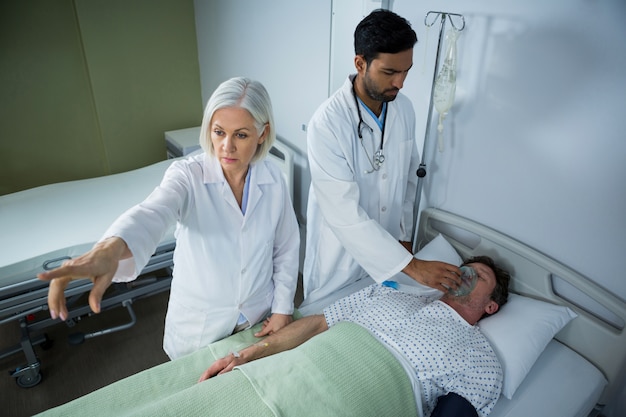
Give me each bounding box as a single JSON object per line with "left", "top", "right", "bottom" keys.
{"left": 448, "top": 265, "right": 477, "bottom": 296}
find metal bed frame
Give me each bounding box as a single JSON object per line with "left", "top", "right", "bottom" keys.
{"left": 0, "top": 240, "right": 175, "bottom": 388}
{"left": 0, "top": 139, "right": 295, "bottom": 388}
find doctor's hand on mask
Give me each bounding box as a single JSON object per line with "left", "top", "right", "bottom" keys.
{"left": 37, "top": 237, "right": 130, "bottom": 321}
{"left": 402, "top": 257, "right": 462, "bottom": 293}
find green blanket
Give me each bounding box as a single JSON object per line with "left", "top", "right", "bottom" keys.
{"left": 37, "top": 321, "right": 417, "bottom": 417}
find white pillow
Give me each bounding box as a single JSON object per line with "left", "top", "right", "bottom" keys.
{"left": 479, "top": 293, "right": 577, "bottom": 399}
{"left": 415, "top": 233, "right": 463, "bottom": 265}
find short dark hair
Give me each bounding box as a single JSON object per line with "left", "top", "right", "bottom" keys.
{"left": 463, "top": 255, "right": 510, "bottom": 312}
{"left": 354, "top": 9, "right": 418, "bottom": 65}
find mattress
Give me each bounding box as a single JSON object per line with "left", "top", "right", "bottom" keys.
{"left": 0, "top": 157, "right": 180, "bottom": 388}
{"left": 490, "top": 339, "right": 606, "bottom": 417}
{"left": 0, "top": 139, "right": 294, "bottom": 285}
{"left": 0, "top": 158, "right": 177, "bottom": 289}
{"left": 1, "top": 142, "right": 297, "bottom": 388}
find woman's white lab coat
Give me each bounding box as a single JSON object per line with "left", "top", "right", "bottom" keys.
{"left": 301, "top": 75, "right": 419, "bottom": 308}
{"left": 102, "top": 152, "right": 299, "bottom": 359}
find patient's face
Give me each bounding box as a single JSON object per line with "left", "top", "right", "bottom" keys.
{"left": 210, "top": 107, "right": 266, "bottom": 176}
{"left": 454, "top": 262, "right": 497, "bottom": 310}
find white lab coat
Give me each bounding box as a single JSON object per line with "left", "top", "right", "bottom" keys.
{"left": 301, "top": 75, "right": 419, "bottom": 309}
{"left": 102, "top": 152, "right": 299, "bottom": 359}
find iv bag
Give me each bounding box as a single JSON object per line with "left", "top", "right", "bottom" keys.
{"left": 433, "top": 29, "right": 459, "bottom": 151}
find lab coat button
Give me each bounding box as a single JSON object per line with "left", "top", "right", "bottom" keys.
{"left": 241, "top": 268, "right": 247, "bottom": 274}
{"left": 382, "top": 173, "right": 388, "bottom": 180}
{"left": 381, "top": 206, "right": 387, "bottom": 212}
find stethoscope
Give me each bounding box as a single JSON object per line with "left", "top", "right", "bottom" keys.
{"left": 352, "top": 81, "right": 387, "bottom": 173}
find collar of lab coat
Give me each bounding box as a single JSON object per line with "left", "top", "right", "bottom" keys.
{"left": 201, "top": 153, "right": 278, "bottom": 216}
{"left": 201, "top": 154, "right": 275, "bottom": 186}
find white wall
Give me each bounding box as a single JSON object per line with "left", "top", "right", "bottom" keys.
{"left": 193, "top": 0, "right": 389, "bottom": 228}
{"left": 393, "top": 1, "right": 626, "bottom": 415}
{"left": 329, "top": 0, "right": 389, "bottom": 95}
{"left": 393, "top": 0, "right": 626, "bottom": 301}
{"left": 194, "top": 0, "right": 331, "bottom": 230}
{"left": 193, "top": 1, "right": 625, "bottom": 414}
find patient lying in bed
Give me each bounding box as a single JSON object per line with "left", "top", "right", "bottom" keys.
{"left": 38, "top": 255, "right": 510, "bottom": 417}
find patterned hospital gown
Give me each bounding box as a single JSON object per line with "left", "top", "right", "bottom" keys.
{"left": 323, "top": 284, "right": 502, "bottom": 417}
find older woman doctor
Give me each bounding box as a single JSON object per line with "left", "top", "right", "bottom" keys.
{"left": 38, "top": 77, "right": 300, "bottom": 360}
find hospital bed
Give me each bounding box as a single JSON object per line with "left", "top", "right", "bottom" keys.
{"left": 0, "top": 139, "right": 295, "bottom": 389}
{"left": 35, "top": 208, "right": 625, "bottom": 417}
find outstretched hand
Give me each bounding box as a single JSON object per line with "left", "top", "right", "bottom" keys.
{"left": 37, "top": 237, "right": 128, "bottom": 320}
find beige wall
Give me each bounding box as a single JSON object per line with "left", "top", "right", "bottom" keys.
{"left": 0, "top": 0, "right": 202, "bottom": 195}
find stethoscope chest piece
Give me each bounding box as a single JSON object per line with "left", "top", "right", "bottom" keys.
{"left": 352, "top": 81, "right": 387, "bottom": 174}
{"left": 374, "top": 149, "right": 385, "bottom": 166}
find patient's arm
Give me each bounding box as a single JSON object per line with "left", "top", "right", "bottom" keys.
{"left": 198, "top": 314, "right": 328, "bottom": 382}
{"left": 37, "top": 237, "right": 131, "bottom": 321}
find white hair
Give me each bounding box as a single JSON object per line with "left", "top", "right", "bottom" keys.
{"left": 199, "top": 77, "right": 275, "bottom": 162}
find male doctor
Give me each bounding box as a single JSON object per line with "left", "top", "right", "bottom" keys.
{"left": 300, "top": 9, "right": 461, "bottom": 311}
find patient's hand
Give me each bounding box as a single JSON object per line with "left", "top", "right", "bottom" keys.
{"left": 37, "top": 237, "right": 129, "bottom": 321}
{"left": 254, "top": 313, "right": 293, "bottom": 337}
{"left": 198, "top": 353, "right": 245, "bottom": 382}
{"left": 198, "top": 315, "right": 327, "bottom": 383}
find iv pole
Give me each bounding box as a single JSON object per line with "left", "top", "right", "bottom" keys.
{"left": 412, "top": 11, "right": 465, "bottom": 253}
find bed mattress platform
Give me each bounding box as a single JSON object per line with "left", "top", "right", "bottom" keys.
{"left": 0, "top": 140, "right": 295, "bottom": 389}
{"left": 0, "top": 158, "right": 179, "bottom": 388}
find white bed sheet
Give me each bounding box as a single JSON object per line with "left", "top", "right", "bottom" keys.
{"left": 490, "top": 339, "right": 606, "bottom": 417}
{"left": 1, "top": 144, "right": 296, "bottom": 388}
{"left": 0, "top": 159, "right": 177, "bottom": 287}
{"left": 0, "top": 139, "right": 295, "bottom": 286}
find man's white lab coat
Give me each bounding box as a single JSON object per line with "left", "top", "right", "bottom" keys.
{"left": 301, "top": 75, "right": 420, "bottom": 309}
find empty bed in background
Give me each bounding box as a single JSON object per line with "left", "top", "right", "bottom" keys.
{"left": 0, "top": 139, "right": 294, "bottom": 388}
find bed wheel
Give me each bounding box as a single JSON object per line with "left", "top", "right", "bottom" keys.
{"left": 15, "top": 370, "right": 43, "bottom": 388}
